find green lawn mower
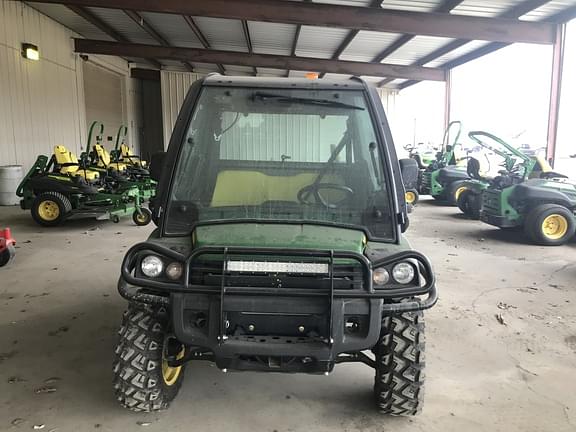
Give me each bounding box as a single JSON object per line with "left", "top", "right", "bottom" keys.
{"left": 16, "top": 146, "right": 152, "bottom": 227}
{"left": 480, "top": 173, "right": 575, "bottom": 246}
{"left": 456, "top": 131, "right": 554, "bottom": 220}
{"left": 419, "top": 121, "right": 469, "bottom": 204}
{"left": 85, "top": 122, "right": 157, "bottom": 201}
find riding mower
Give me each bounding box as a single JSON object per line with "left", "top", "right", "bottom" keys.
{"left": 85, "top": 123, "right": 156, "bottom": 200}
{"left": 111, "top": 125, "right": 149, "bottom": 169}
{"left": 16, "top": 145, "right": 152, "bottom": 227}
{"left": 455, "top": 131, "right": 550, "bottom": 220}
{"left": 419, "top": 121, "right": 469, "bottom": 204}
{"left": 469, "top": 140, "right": 575, "bottom": 246}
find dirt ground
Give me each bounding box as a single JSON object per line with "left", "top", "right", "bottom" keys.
{"left": 1, "top": 200, "right": 575, "bottom": 432}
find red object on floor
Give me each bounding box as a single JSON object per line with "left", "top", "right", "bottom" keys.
{"left": 0, "top": 227, "right": 16, "bottom": 248}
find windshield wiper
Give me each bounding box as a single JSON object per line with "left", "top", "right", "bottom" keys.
{"left": 251, "top": 92, "right": 365, "bottom": 110}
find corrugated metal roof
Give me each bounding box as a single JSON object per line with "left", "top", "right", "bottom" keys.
{"left": 385, "top": 35, "right": 454, "bottom": 66}
{"left": 339, "top": 31, "right": 403, "bottom": 62}
{"left": 296, "top": 26, "right": 350, "bottom": 58}
{"left": 26, "top": 2, "right": 113, "bottom": 41}
{"left": 192, "top": 16, "right": 247, "bottom": 52}
{"left": 86, "top": 7, "right": 160, "bottom": 45}
{"left": 25, "top": 0, "right": 576, "bottom": 87}
{"left": 248, "top": 22, "right": 296, "bottom": 55}
{"left": 380, "top": 0, "right": 444, "bottom": 12}
{"left": 523, "top": 0, "right": 576, "bottom": 20}
{"left": 139, "top": 12, "right": 204, "bottom": 48}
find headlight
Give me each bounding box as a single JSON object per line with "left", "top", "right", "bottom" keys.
{"left": 166, "top": 262, "right": 183, "bottom": 280}
{"left": 141, "top": 255, "right": 164, "bottom": 278}
{"left": 392, "top": 262, "right": 415, "bottom": 284}
{"left": 373, "top": 268, "right": 390, "bottom": 286}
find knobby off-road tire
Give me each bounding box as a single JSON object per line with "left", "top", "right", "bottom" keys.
{"left": 374, "top": 309, "right": 425, "bottom": 415}
{"left": 113, "top": 303, "right": 185, "bottom": 412}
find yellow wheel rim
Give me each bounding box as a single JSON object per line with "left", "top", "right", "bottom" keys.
{"left": 541, "top": 214, "right": 568, "bottom": 240}
{"left": 135, "top": 213, "right": 148, "bottom": 223}
{"left": 37, "top": 200, "right": 60, "bottom": 221}
{"left": 405, "top": 191, "right": 416, "bottom": 204}
{"left": 455, "top": 186, "right": 467, "bottom": 200}
{"left": 162, "top": 347, "right": 185, "bottom": 386}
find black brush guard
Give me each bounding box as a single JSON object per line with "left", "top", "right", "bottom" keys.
{"left": 119, "top": 243, "right": 437, "bottom": 373}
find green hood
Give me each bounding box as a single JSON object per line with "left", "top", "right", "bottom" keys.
{"left": 193, "top": 223, "right": 366, "bottom": 254}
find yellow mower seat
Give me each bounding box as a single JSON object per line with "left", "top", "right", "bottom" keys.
{"left": 120, "top": 144, "right": 147, "bottom": 168}
{"left": 53, "top": 145, "right": 100, "bottom": 181}
{"left": 94, "top": 144, "right": 128, "bottom": 172}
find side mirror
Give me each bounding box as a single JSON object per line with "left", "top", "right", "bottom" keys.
{"left": 149, "top": 151, "right": 167, "bottom": 182}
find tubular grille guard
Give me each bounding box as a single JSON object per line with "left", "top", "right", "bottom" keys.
{"left": 120, "top": 243, "right": 437, "bottom": 308}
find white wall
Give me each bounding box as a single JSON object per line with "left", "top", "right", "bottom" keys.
{"left": 0, "top": 0, "right": 138, "bottom": 172}
{"left": 160, "top": 70, "right": 203, "bottom": 148}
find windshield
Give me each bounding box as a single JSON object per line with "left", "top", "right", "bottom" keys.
{"left": 165, "top": 86, "right": 394, "bottom": 240}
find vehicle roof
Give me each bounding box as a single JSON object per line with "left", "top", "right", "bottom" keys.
{"left": 202, "top": 74, "right": 367, "bottom": 90}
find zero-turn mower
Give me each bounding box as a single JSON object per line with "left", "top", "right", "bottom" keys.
{"left": 456, "top": 131, "right": 554, "bottom": 221}
{"left": 16, "top": 145, "right": 152, "bottom": 227}
{"left": 419, "top": 121, "right": 469, "bottom": 204}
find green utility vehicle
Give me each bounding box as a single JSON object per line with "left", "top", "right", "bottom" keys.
{"left": 114, "top": 76, "right": 437, "bottom": 415}
{"left": 419, "top": 121, "right": 469, "bottom": 203}
{"left": 456, "top": 131, "right": 550, "bottom": 219}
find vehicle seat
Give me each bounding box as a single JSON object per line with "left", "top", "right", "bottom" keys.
{"left": 467, "top": 157, "right": 484, "bottom": 181}
{"left": 94, "top": 144, "right": 128, "bottom": 172}
{"left": 53, "top": 145, "right": 100, "bottom": 181}
{"left": 210, "top": 170, "right": 344, "bottom": 207}
{"left": 120, "top": 144, "right": 147, "bottom": 168}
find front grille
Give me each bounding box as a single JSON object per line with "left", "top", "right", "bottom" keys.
{"left": 482, "top": 189, "right": 502, "bottom": 214}
{"left": 189, "top": 258, "right": 365, "bottom": 291}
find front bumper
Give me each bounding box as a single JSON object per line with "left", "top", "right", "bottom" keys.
{"left": 118, "top": 244, "right": 437, "bottom": 373}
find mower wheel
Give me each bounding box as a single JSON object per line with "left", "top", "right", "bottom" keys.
{"left": 405, "top": 189, "right": 419, "bottom": 205}
{"left": 0, "top": 244, "right": 15, "bottom": 267}
{"left": 457, "top": 190, "right": 481, "bottom": 220}
{"left": 447, "top": 181, "right": 467, "bottom": 206}
{"left": 133, "top": 208, "right": 152, "bottom": 226}
{"left": 113, "top": 303, "right": 186, "bottom": 412}
{"left": 31, "top": 192, "right": 71, "bottom": 227}
{"left": 374, "top": 305, "right": 425, "bottom": 415}
{"left": 524, "top": 204, "right": 575, "bottom": 246}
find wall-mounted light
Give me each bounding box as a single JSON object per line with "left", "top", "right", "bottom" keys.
{"left": 22, "top": 43, "right": 39, "bottom": 61}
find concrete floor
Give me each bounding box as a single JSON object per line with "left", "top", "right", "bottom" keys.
{"left": 1, "top": 200, "right": 576, "bottom": 432}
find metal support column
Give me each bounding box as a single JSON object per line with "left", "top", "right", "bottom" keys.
{"left": 444, "top": 69, "right": 452, "bottom": 130}
{"left": 546, "top": 24, "right": 566, "bottom": 167}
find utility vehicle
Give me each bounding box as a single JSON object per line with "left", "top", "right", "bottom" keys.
{"left": 419, "top": 121, "right": 469, "bottom": 203}
{"left": 456, "top": 131, "right": 552, "bottom": 220}
{"left": 114, "top": 76, "right": 437, "bottom": 415}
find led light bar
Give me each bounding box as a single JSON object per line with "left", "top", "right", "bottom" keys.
{"left": 226, "top": 260, "right": 329, "bottom": 274}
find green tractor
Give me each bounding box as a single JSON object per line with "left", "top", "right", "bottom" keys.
{"left": 114, "top": 76, "right": 437, "bottom": 415}
{"left": 456, "top": 131, "right": 555, "bottom": 221}
{"left": 419, "top": 121, "right": 469, "bottom": 204}
{"left": 17, "top": 145, "right": 152, "bottom": 227}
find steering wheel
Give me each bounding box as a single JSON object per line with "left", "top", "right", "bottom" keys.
{"left": 297, "top": 183, "right": 354, "bottom": 209}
